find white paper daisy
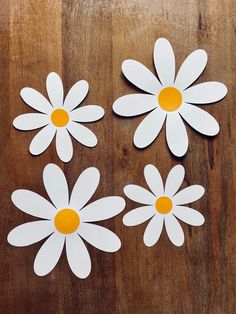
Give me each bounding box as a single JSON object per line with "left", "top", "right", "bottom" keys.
{"left": 13, "top": 72, "right": 105, "bottom": 162}
{"left": 113, "top": 38, "right": 227, "bottom": 157}
{"left": 123, "top": 164, "right": 205, "bottom": 247}
{"left": 7, "top": 164, "right": 125, "bottom": 278}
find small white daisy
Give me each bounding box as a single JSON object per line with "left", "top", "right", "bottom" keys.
{"left": 8, "top": 164, "right": 125, "bottom": 278}
{"left": 113, "top": 38, "right": 227, "bottom": 157}
{"left": 13, "top": 72, "right": 105, "bottom": 162}
{"left": 123, "top": 164, "right": 205, "bottom": 247}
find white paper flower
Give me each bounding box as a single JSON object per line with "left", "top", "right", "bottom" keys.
{"left": 113, "top": 38, "right": 227, "bottom": 157}
{"left": 8, "top": 164, "right": 125, "bottom": 278}
{"left": 123, "top": 164, "right": 205, "bottom": 247}
{"left": 13, "top": 72, "right": 105, "bottom": 162}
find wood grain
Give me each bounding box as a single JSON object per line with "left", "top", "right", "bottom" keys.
{"left": 1, "top": 0, "right": 236, "bottom": 313}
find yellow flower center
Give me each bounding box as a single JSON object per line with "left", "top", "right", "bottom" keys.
{"left": 155, "top": 196, "right": 173, "bottom": 214}
{"left": 51, "top": 109, "right": 69, "bottom": 127}
{"left": 158, "top": 87, "right": 182, "bottom": 111}
{"left": 54, "top": 208, "right": 80, "bottom": 234}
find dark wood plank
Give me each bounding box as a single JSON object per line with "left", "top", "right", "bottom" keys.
{"left": 61, "top": 1, "right": 116, "bottom": 313}
{"left": 1, "top": 0, "right": 236, "bottom": 313}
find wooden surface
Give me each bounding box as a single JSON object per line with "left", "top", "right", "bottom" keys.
{"left": 1, "top": 0, "right": 236, "bottom": 313}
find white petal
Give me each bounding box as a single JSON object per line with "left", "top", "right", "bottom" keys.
{"left": 7, "top": 221, "right": 54, "bottom": 247}
{"left": 154, "top": 38, "right": 175, "bottom": 86}
{"left": 165, "top": 165, "right": 185, "bottom": 197}
{"left": 183, "top": 82, "right": 227, "bottom": 104}
{"left": 124, "top": 184, "right": 156, "bottom": 205}
{"left": 113, "top": 94, "right": 157, "bottom": 117}
{"left": 143, "top": 214, "right": 164, "bottom": 246}
{"left": 30, "top": 124, "right": 56, "bottom": 155}
{"left": 34, "top": 232, "right": 65, "bottom": 276}
{"left": 166, "top": 113, "right": 188, "bottom": 157}
{"left": 134, "top": 108, "right": 166, "bottom": 148}
{"left": 43, "top": 163, "right": 69, "bottom": 209}
{"left": 78, "top": 223, "right": 121, "bottom": 252}
{"left": 80, "top": 196, "right": 125, "bottom": 222}
{"left": 56, "top": 128, "right": 73, "bottom": 162}
{"left": 179, "top": 103, "right": 219, "bottom": 136}
{"left": 20, "top": 87, "right": 52, "bottom": 114}
{"left": 123, "top": 206, "right": 156, "bottom": 226}
{"left": 70, "top": 105, "right": 104, "bottom": 122}
{"left": 175, "top": 49, "right": 207, "bottom": 90}
{"left": 63, "top": 80, "right": 89, "bottom": 111}
{"left": 11, "top": 190, "right": 56, "bottom": 219}
{"left": 144, "top": 164, "right": 164, "bottom": 197}
{"left": 122, "top": 60, "right": 161, "bottom": 94}
{"left": 173, "top": 185, "right": 205, "bottom": 205}
{"left": 13, "top": 113, "right": 50, "bottom": 131}
{"left": 67, "top": 121, "right": 97, "bottom": 147}
{"left": 46, "top": 72, "right": 64, "bottom": 108}
{"left": 173, "top": 206, "right": 205, "bottom": 226}
{"left": 70, "top": 167, "right": 100, "bottom": 211}
{"left": 165, "top": 214, "right": 184, "bottom": 246}
{"left": 66, "top": 234, "right": 91, "bottom": 279}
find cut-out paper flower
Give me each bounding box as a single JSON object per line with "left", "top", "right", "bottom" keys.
{"left": 13, "top": 72, "right": 105, "bottom": 162}
{"left": 8, "top": 164, "right": 125, "bottom": 278}
{"left": 113, "top": 38, "right": 227, "bottom": 157}
{"left": 123, "top": 164, "right": 205, "bottom": 247}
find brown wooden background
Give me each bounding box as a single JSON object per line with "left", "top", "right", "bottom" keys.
{"left": 1, "top": 0, "right": 236, "bottom": 313}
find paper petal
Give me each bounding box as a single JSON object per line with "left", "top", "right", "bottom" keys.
{"left": 154, "top": 38, "right": 175, "bottom": 86}
{"left": 13, "top": 113, "right": 50, "bottom": 131}
{"left": 63, "top": 80, "right": 89, "bottom": 112}
{"left": 56, "top": 128, "right": 73, "bottom": 162}
{"left": 43, "top": 163, "right": 69, "bottom": 209}
{"left": 70, "top": 105, "right": 104, "bottom": 122}
{"left": 46, "top": 72, "right": 64, "bottom": 108}
{"left": 34, "top": 232, "right": 65, "bottom": 276}
{"left": 78, "top": 223, "right": 121, "bottom": 252}
{"left": 122, "top": 59, "right": 161, "bottom": 94}
{"left": 165, "top": 214, "right": 184, "bottom": 246}
{"left": 183, "top": 82, "right": 227, "bottom": 104}
{"left": 180, "top": 103, "right": 219, "bottom": 136}
{"left": 166, "top": 113, "right": 188, "bottom": 157}
{"left": 124, "top": 184, "right": 156, "bottom": 205}
{"left": 66, "top": 234, "right": 91, "bottom": 279}
{"left": 112, "top": 94, "right": 157, "bottom": 117}
{"left": 175, "top": 49, "right": 207, "bottom": 90}
{"left": 11, "top": 190, "right": 56, "bottom": 219}
{"left": 70, "top": 167, "right": 100, "bottom": 211}
{"left": 144, "top": 164, "right": 164, "bottom": 197}
{"left": 80, "top": 196, "right": 125, "bottom": 222}
{"left": 143, "top": 214, "right": 163, "bottom": 247}
{"left": 134, "top": 108, "right": 166, "bottom": 148}
{"left": 67, "top": 121, "right": 97, "bottom": 147}
{"left": 165, "top": 165, "right": 185, "bottom": 197}
{"left": 7, "top": 221, "right": 53, "bottom": 247}
{"left": 123, "top": 206, "right": 156, "bottom": 226}
{"left": 173, "top": 206, "right": 205, "bottom": 226}
{"left": 20, "top": 87, "right": 52, "bottom": 114}
{"left": 173, "top": 185, "right": 205, "bottom": 205}
{"left": 29, "top": 124, "right": 56, "bottom": 155}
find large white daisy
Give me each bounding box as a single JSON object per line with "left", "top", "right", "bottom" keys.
{"left": 123, "top": 164, "right": 205, "bottom": 247}
{"left": 7, "top": 164, "right": 125, "bottom": 278}
{"left": 113, "top": 38, "right": 227, "bottom": 157}
{"left": 13, "top": 72, "right": 105, "bottom": 162}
